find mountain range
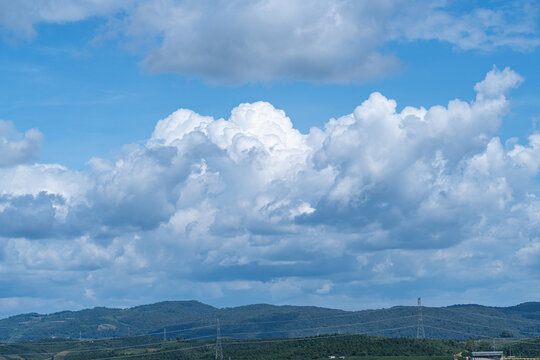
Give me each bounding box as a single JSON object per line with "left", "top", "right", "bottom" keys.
{"left": 1, "top": 301, "right": 539, "bottom": 343}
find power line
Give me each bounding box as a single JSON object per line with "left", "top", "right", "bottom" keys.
{"left": 423, "top": 315, "right": 540, "bottom": 336}
{"left": 64, "top": 344, "right": 210, "bottom": 360}
{"left": 1, "top": 304, "right": 537, "bottom": 335}
{"left": 5, "top": 303, "right": 538, "bottom": 344}
{"left": 0, "top": 333, "right": 217, "bottom": 357}
{"left": 1, "top": 309, "right": 538, "bottom": 357}
{"left": 5, "top": 322, "right": 536, "bottom": 359}
{"left": 0, "top": 323, "right": 217, "bottom": 346}
{"left": 434, "top": 307, "right": 540, "bottom": 324}
{"left": 220, "top": 321, "right": 417, "bottom": 338}
{"left": 0, "top": 316, "right": 420, "bottom": 357}
{"left": 54, "top": 334, "right": 358, "bottom": 360}
{"left": 70, "top": 328, "right": 480, "bottom": 360}
{"left": 14, "top": 331, "right": 416, "bottom": 360}
{"left": 0, "top": 312, "right": 417, "bottom": 346}
{"left": 0, "top": 323, "right": 418, "bottom": 358}
{"left": 423, "top": 324, "right": 493, "bottom": 339}
{"left": 0, "top": 332, "right": 338, "bottom": 358}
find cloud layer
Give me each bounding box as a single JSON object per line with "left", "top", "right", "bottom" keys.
{"left": 1, "top": 67, "right": 539, "bottom": 317}
{"left": 1, "top": 1, "right": 539, "bottom": 83}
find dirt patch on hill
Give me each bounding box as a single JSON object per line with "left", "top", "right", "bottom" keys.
{"left": 55, "top": 350, "right": 70, "bottom": 358}
{"left": 97, "top": 324, "right": 117, "bottom": 331}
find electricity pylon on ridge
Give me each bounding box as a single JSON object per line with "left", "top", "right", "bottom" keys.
{"left": 416, "top": 297, "right": 425, "bottom": 339}
{"left": 216, "top": 319, "right": 223, "bottom": 360}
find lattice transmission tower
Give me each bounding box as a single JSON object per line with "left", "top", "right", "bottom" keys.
{"left": 215, "top": 319, "right": 223, "bottom": 360}
{"left": 416, "top": 297, "right": 425, "bottom": 339}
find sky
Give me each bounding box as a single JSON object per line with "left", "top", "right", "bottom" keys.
{"left": 0, "top": 0, "right": 540, "bottom": 320}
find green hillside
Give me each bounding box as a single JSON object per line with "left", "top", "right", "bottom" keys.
{"left": 1, "top": 301, "right": 539, "bottom": 342}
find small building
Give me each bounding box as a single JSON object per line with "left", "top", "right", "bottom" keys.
{"left": 471, "top": 351, "right": 504, "bottom": 360}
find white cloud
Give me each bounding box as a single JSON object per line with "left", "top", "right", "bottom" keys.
{"left": 0, "top": 120, "right": 42, "bottom": 167}
{"left": 316, "top": 282, "right": 332, "bottom": 295}
{"left": 1, "top": 67, "right": 540, "bottom": 316}
{"left": 1, "top": 1, "right": 538, "bottom": 83}
{"left": 391, "top": 2, "right": 540, "bottom": 52}
{"left": 122, "top": 1, "right": 540, "bottom": 83}
{"left": 474, "top": 66, "right": 524, "bottom": 100}
{"left": 0, "top": 0, "right": 130, "bottom": 39}
{"left": 0, "top": 163, "right": 87, "bottom": 199}
{"left": 124, "top": 0, "right": 399, "bottom": 83}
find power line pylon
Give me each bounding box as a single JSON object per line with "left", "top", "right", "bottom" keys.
{"left": 416, "top": 297, "right": 425, "bottom": 339}
{"left": 215, "top": 319, "right": 223, "bottom": 360}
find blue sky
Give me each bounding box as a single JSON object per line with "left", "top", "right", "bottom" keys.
{"left": 0, "top": 0, "right": 540, "bottom": 319}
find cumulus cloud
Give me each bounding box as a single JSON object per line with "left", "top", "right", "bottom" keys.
{"left": 1, "top": 67, "right": 540, "bottom": 317}
{"left": 0, "top": 120, "right": 43, "bottom": 167}
{"left": 124, "top": 0, "right": 399, "bottom": 83}
{"left": 1, "top": 1, "right": 539, "bottom": 83}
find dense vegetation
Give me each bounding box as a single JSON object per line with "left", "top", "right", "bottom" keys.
{"left": 0, "top": 333, "right": 463, "bottom": 360}
{"left": 1, "top": 333, "right": 539, "bottom": 360}
{"left": 2, "top": 334, "right": 540, "bottom": 360}
{"left": 502, "top": 337, "right": 540, "bottom": 357}
{"left": 1, "top": 301, "right": 539, "bottom": 342}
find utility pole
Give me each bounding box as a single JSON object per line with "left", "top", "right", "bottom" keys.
{"left": 164, "top": 328, "right": 166, "bottom": 341}
{"left": 79, "top": 330, "right": 82, "bottom": 341}
{"left": 215, "top": 319, "right": 223, "bottom": 360}
{"left": 416, "top": 297, "right": 425, "bottom": 339}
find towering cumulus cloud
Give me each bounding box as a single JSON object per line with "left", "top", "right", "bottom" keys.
{"left": 0, "top": 67, "right": 539, "bottom": 315}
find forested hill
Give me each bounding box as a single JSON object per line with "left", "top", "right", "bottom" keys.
{"left": 1, "top": 301, "right": 539, "bottom": 343}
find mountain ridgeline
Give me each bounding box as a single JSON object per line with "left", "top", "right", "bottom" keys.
{"left": 1, "top": 301, "right": 539, "bottom": 343}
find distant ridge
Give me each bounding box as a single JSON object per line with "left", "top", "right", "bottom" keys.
{"left": 1, "top": 301, "right": 539, "bottom": 343}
